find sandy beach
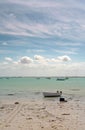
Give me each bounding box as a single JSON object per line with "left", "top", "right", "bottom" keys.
{"left": 0, "top": 97, "right": 85, "bottom": 130}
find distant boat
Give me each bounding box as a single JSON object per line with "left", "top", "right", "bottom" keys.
{"left": 43, "top": 91, "right": 62, "bottom": 97}
{"left": 65, "top": 77, "right": 69, "bottom": 79}
{"left": 57, "top": 77, "right": 69, "bottom": 81}
{"left": 46, "top": 77, "right": 51, "bottom": 79}
{"left": 36, "top": 77, "right": 40, "bottom": 79}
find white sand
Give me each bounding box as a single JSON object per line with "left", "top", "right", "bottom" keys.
{"left": 0, "top": 98, "right": 85, "bottom": 130}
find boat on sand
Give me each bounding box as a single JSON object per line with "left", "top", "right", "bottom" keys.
{"left": 43, "top": 91, "right": 62, "bottom": 97}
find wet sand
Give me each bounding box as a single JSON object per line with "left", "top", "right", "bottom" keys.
{"left": 0, "top": 98, "right": 85, "bottom": 130}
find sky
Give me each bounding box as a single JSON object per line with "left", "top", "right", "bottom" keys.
{"left": 0, "top": 0, "right": 85, "bottom": 77}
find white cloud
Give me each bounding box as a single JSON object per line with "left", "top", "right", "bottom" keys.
{"left": 55, "top": 49, "right": 77, "bottom": 55}
{"left": 34, "top": 55, "right": 48, "bottom": 64}
{"left": 0, "top": 55, "right": 85, "bottom": 77}
{"left": 19, "top": 56, "right": 33, "bottom": 64}
{"left": 5, "top": 57, "right": 13, "bottom": 62}
{"left": 1, "top": 60, "right": 85, "bottom": 77}
{"left": 34, "top": 55, "right": 45, "bottom": 61}
{"left": 57, "top": 55, "right": 71, "bottom": 62}
{"left": 3, "top": 55, "right": 72, "bottom": 69}
{"left": 56, "top": 42, "right": 83, "bottom": 46}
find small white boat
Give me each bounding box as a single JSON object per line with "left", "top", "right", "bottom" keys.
{"left": 43, "top": 91, "right": 62, "bottom": 97}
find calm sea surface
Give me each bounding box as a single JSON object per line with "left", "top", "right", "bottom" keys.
{"left": 0, "top": 77, "right": 85, "bottom": 100}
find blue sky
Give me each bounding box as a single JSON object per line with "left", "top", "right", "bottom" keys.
{"left": 0, "top": 0, "right": 85, "bottom": 76}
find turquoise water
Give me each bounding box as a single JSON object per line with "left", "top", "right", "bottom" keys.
{"left": 0, "top": 77, "right": 85, "bottom": 100}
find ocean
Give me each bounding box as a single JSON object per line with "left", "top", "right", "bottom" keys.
{"left": 0, "top": 77, "right": 85, "bottom": 101}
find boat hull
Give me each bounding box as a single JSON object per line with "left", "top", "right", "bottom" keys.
{"left": 43, "top": 92, "right": 62, "bottom": 97}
